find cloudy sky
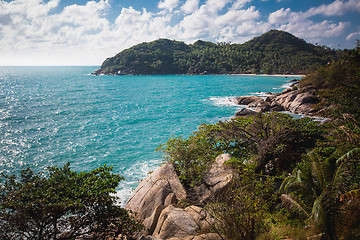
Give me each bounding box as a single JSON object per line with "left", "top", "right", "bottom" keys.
{"left": 1, "top": 0, "right": 359, "bottom": 66}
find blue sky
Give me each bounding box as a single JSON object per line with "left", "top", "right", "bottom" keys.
{"left": 0, "top": 0, "right": 359, "bottom": 65}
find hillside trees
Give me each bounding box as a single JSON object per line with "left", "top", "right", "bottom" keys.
{"left": 301, "top": 42, "right": 360, "bottom": 119}
{"left": 98, "top": 30, "right": 338, "bottom": 75}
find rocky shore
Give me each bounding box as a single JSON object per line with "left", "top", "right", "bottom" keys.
{"left": 124, "top": 81, "right": 321, "bottom": 240}
{"left": 232, "top": 80, "right": 320, "bottom": 118}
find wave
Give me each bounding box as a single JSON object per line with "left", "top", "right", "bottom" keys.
{"left": 116, "top": 158, "right": 161, "bottom": 206}
{"left": 280, "top": 82, "right": 293, "bottom": 89}
{"left": 202, "top": 96, "right": 240, "bottom": 107}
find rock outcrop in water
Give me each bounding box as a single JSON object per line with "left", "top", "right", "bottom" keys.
{"left": 124, "top": 154, "right": 233, "bottom": 240}
{"left": 232, "top": 81, "right": 319, "bottom": 117}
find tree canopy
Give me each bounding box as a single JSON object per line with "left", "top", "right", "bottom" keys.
{"left": 99, "top": 30, "right": 339, "bottom": 75}
{"left": 0, "top": 163, "right": 142, "bottom": 240}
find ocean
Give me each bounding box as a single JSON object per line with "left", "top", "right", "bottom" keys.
{"left": 0, "top": 66, "right": 301, "bottom": 204}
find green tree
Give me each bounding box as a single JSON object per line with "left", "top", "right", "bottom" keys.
{"left": 280, "top": 148, "right": 360, "bottom": 240}
{"left": 0, "top": 163, "right": 142, "bottom": 240}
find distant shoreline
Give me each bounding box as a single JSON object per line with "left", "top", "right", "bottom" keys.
{"left": 93, "top": 70, "right": 306, "bottom": 78}
{"left": 232, "top": 73, "right": 305, "bottom": 77}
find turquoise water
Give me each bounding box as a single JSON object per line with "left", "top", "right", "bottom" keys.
{"left": 0, "top": 66, "right": 300, "bottom": 203}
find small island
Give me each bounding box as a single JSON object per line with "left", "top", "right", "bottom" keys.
{"left": 93, "top": 30, "right": 339, "bottom": 76}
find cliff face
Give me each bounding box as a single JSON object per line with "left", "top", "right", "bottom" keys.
{"left": 94, "top": 30, "right": 338, "bottom": 75}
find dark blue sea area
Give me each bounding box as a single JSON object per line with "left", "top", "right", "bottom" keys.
{"left": 0, "top": 66, "right": 301, "bottom": 203}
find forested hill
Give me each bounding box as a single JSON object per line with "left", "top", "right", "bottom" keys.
{"left": 96, "top": 30, "right": 339, "bottom": 75}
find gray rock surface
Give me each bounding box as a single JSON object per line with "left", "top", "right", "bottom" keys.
{"left": 232, "top": 86, "right": 318, "bottom": 117}
{"left": 125, "top": 156, "right": 234, "bottom": 239}
{"left": 143, "top": 205, "right": 167, "bottom": 235}
{"left": 185, "top": 205, "right": 213, "bottom": 232}
{"left": 231, "top": 96, "right": 263, "bottom": 105}
{"left": 167, "top": 233, "right": 222, "bottom": 240}
{"left": 153, "top": 205, "right": 199, "bottom": 239}
{"left": 125, "top": 163, "right": 186, "bottom": 220}
{"left": 194, "top": 154, "right": 234, "bottom": 203}
{"left": 273, "top": 88, "right": 318, "bottom": 114}
{"left": 234, "top": 108, "right": 257, "bottom": 117}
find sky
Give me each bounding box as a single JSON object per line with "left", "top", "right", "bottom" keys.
{"left": 0, "top": 0, "right": 359, "bottom": 66}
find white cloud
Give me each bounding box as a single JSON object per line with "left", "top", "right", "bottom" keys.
{"left": 305, "top": 0, "right": 360, "bottom": 17}
{"left": 346, "top": 31, "right": 360, "bottom": 41}
{"left": 267, "top": 2, "right": 352, "bottom": 45}
{"left": 231, "top": 0, "right": 253, "bottom": 10}
{"left": 176, "top": 0, "right": 262, "bottom": 42}
{"left": 205, "top": 0, "right": 231, "bottom": 11}
{"left": 216, "top": 7, "right": 260, "bottom": 26}
{"left": 0, "top": 0, "right": 113, "bottom": 65}
{"left": 279, "top": 20, "right": 349, "bottom": 42}
{"left": 181, "top": 0, "right": 199, "bottom": 14}
{"left": 268, "top": 8, "right": 292, "bottom": 24}
{"left": 0, "top": 0, "right": 358, "bottom": 65}
{"left": 158, "top": 0, "right": 180, "bottom": 12}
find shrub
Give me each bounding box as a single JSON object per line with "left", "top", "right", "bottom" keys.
{"left": 158, "top": 112, "right": 324, "bottom": 187}
{"left": 206, "top": 164, "right": 277, "bottom": 240}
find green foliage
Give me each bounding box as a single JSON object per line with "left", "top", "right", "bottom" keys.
{"left": 256, "top": 222, "right": 320, "bottom": 240}
{"left": 215, "top": 112, "right": 324, "bottom": 175}
{"left": 157, "top": 123, "right": 226, "bottom": 188}
{"left": 100, "top": 30, "right": 338, "bottom": 75}
{"left": 301, "top": 44, "right": 360, "bottom": 119}
{"left": 0, "top": 163, "right": 143, "bottom": 240}
{"left": 280, "top": 147, "right": 360, "bottom": 240}
{"left": 206, "top": 164, "right": 277, "bottom": 240}
{"left": 159, "top": 112, "right": 323, "bottom": 188}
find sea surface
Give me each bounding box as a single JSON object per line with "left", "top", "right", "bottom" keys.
{"left": 0, "top": 66, "right": 301, "bottom": 203}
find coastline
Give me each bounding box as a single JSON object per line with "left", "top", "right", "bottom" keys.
{"left": 93, "top": 70, "right": 306, "bottom": 77}
{"left": 231, "top": 73, "right": 306, "bottom": 77}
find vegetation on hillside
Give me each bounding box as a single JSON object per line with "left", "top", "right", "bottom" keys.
{"left": 0, "top": 164, "right": 142, "bottom": 240}
{"left": 301, "top": 41, "right": 360, "bottom": 119}
{"left": 99, "top": 30, "right": 339, "bottom": 75}
{"left": 158, "top": 113, "right": 323, "bottom": 188}
{"left": 159, "top": 47, "right": 360, "bottom": 240}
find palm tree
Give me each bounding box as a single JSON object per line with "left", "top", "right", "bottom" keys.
{"left": 280, "top": 148, "right": 360, "bottom": 240}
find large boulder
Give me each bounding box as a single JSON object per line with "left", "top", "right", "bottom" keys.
{"left": 167, "top": 233, "right": 222, "bottom": 240}
{"left": 143, "top": 205, "right": 167, "bottom": 235}
{"left": 125, "top": 163, "right": 186, "bottom": 220}
{"left": 234, "top": 108, "right": 257, "bottom": 118}
{"left": 274, "top": 90, "right": 298, "bottom": 109}
{"left": 193, "top": 154, "right": 234, "bottom": 204}
{"left": 153, "top": 205, "right": 199, "bottom": 239}
{"left": 273, "top": 89, "right": 318, "bottom": 114}
{"left": 185, "top": 206, "right": 214, "bottom": 232}
{"left": 270, "top": 101, "right": 285, "bottom": 111}
{"left": 231, "top": 96, "right": 263, "bottom": 105}
{"left": 141, "top": 205, "right": 217, "bottom": 240}
{"left": 250, "top": 101, "right": 271, "bottom": 112}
